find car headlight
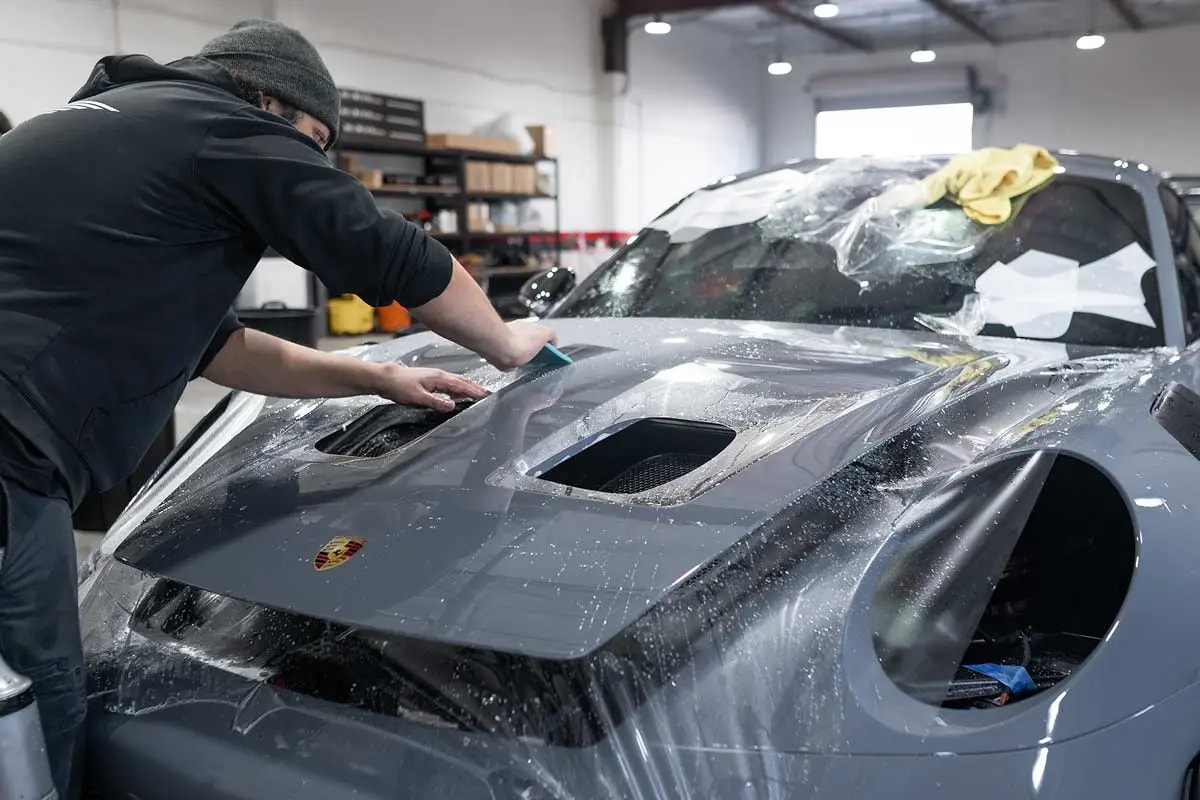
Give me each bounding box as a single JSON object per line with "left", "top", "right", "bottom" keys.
{"left": 79, "top": 389, "right": 267, "bottom": 672}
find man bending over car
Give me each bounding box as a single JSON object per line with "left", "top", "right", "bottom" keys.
{"left": 0, "top": 19, "right": 556, "bottom": 799}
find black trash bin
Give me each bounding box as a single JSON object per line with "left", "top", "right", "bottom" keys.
{"left": 236, "top": 302, "right": 319, "bottom": 348}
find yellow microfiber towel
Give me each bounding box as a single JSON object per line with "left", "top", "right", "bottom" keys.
{"left": 921, "top": 144, "right": 1059, "bottom": 225}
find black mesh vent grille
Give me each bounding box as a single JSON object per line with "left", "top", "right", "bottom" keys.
{"left": 316, "top": 400, "right": 475, "bottom": 458}
{"left": 536, "top": 418, "right": 736, "bottom": 495}
{"left": 598, "top": 453, "right": 714, "bottom": 494}
{"left": 352, "top": 424, "right": 433, "bottom": 458}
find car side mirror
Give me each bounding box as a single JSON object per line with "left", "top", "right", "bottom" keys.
{"left": 519, "top": 266, "right": 576, "bottom": 317}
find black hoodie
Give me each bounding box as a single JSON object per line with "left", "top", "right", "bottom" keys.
{"left": 0, "top": 55, "right": 454, "bottom": 507}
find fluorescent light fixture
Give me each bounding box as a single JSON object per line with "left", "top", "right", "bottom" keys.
{"left": 645, "top": 16, "right": 671, "bottom": 34}
{"left": 768, "top": 59, "right": 793, "bottom": 75}
{"left": 1075, "top": 33, "right": 1105, "bottom": 50}
{"left": 910, "top": 48, "right": 936, "bottom": 63}
{"left": 813, "top": 3, "right": 839, "bottom": 18}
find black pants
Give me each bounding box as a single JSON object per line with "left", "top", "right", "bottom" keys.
{"left": 0, "top": 476, "right": 85, "bottom": 800}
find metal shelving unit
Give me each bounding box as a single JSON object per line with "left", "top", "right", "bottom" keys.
{"left": 320, "top": 132, "right": 561, "bottom": 321}
{"left": 335, "top": 132, "right": 561, "bottom": 264}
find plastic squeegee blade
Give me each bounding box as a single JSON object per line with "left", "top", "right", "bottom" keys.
{"left": 530, "top": 343, "right": 573, "bottom": 367}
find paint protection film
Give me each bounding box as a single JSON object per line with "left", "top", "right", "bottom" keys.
{"left": 77, "top": 335, "right": 1149, "bottom": 798}
{"left": 559, "top": 160, "right": 1164, "bottom": 349}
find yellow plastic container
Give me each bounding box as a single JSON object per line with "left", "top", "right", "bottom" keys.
{"left": 327, "top": 294, "right": 375, "bottom": 335}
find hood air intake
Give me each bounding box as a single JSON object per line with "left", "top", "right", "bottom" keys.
{"left": 535, "top": 418, "right": 736, "bottom": 494}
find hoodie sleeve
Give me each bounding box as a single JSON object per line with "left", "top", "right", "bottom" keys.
{"left": 192, "top": 107, "right": 454, "bottom": 308}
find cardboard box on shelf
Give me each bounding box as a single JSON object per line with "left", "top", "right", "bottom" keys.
{"left": 465, "top": 160, "right": 491, "bottom": 192}
{"left": 351, "top": 168, "right": 383, "bottom": 189}
{"left": 426, "top": 133, "right": 520, "bottom": 156}
{"left": 526, "top": 125, "right": 554, "bottom": 158}
{"left": 467, "top": 202, "right": 492, "bottom": 233}
{"left": 513, "top": 164, "right": 538, "bottom": 195}
{"left": 490, "top": 163, "right": 515, "bottom": 194}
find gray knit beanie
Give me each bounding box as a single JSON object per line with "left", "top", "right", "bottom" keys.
{"left": 198, "top": 19, "right": 339, "bottom": 146}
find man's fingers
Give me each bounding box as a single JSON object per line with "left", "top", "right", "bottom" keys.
{"left": 417, "top": 390, "right": 456, "bottom": 412}
{"left": 424, "top": 372, "right": 488, "bottom": 399}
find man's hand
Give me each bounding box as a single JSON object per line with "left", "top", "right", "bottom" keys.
{"left": 203, "top": 327, "right": 489, "bottom": 411}
{"left": 370, "top": 363, "right": 488, "bottom": 412}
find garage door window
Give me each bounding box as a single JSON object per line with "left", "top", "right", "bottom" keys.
{"left": 814, "top": 103, "right": 974, "bottom": 160}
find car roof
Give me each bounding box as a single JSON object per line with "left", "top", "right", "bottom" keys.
{"left": 709, "top": 150, "right": 1165, "bottom": 193}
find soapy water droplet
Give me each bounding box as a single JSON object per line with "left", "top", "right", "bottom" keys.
{"left": 1134, "top": 497, "right": 1170, "bottom": 511}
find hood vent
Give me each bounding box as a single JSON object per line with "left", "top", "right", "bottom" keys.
{"left": 316, "top": 399, "right": 475, "bottom": 458}
{"left": 535, "top": 418, "right": 736, "bottom": 495}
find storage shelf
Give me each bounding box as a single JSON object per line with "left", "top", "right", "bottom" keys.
{"left": 431, "top": 231, "right": 556, "bottom": 241}
{"left": 338, "top": 132, "right": 555, "bottom": 164}
{"left": 370, "top": 185, "right": 461, "bottom": 196}
{"left": 369, "top": 187, "right": 556, "bottom": 202}
{"left": 473, "top": 264, "right": 544, "bottom": 278}
{"left": 466, "top": 192, "right": 557, "bottom": 202}
{"left": 331, "top": 118, "right": 561, "bottom": 318}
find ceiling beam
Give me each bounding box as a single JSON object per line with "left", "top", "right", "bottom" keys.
{"left": 760, "top": 1, "right": 872, "bottom": 52}
{"left": 1108, "top": 0, "right": 1145, "bottom": 29}
{"left": 920, "top": 0, "right": 1000, "bottom": 44}
{"left": 615, "top": 0, "right": 757, "bottom": 16}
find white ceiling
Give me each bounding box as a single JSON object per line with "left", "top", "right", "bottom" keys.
{"left": 645, "top": 0, "right": 1200, "bottom": 55}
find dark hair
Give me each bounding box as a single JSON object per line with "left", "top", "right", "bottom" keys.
{"left": 231, "top": 78, "right": 303, "bottom": 124}
{"left": 0, "top": 111, "right": 11, "bottom": 136}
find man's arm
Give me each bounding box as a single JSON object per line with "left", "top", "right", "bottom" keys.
{"left": 192, "top": 107, "right": 554, "bottom": 369}
{"left": 202, "top": 327, "right": 488, "bottom": 412}
{"left": 408, "top": 261, "right": 558, "bottom": 369}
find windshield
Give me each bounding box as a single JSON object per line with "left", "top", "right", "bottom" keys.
{"left": 554, "top": 161, "right": 1164, "bottom": 348}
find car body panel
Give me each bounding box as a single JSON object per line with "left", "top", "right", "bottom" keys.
{"left": 84, "top": 661, "right": 1200, "bottom": 800}
{"left": 113, "top": 320, "right": 1090, "bottom": 660}
{"left": 81, "top": 152, "right": 1200, "bottom": 798}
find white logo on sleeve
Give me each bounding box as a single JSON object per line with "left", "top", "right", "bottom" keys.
{"left": 43, "top": 100, "right": 120, "bottom": 115}
{"left": 22, "top": 100, "right": 121, "bottom": 126}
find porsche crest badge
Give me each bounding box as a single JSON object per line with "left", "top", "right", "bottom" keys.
{"left": 313, "top": 536, "right": 365, "bottom": 571}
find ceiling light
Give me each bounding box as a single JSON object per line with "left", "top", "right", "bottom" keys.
{"left": 813, "top": 3, "right": 839, "bottom": 18}
{"left": 910, "top": 48, "right": 937, "bottom": 63}
{"left": 1075, "top": 33, "right": 1105, "bottom": 50}
{"left": 645, "top": 15, "right": 671, "bottom": 34}
{"left": 768, "top": 59, "right": 793, "bottom": 75}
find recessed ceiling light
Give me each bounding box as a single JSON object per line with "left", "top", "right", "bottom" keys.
{"left": 768, "top": 59, "right": 793, "bottom": 75}
{"left": 645, "top": 16, "right": 671, "bottom": 34}
{"left": 910, "top": 48, "right": 937, "bottom": 63}
{"left": 1075, "top": 33, "right": 1105, "bottom": 50}
{"left": 813, "top": 3, "right": 839, "bottom": 18}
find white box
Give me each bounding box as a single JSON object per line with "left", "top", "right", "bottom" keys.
{"left": 236, "top": 256, "right": 310, "bottom": 310}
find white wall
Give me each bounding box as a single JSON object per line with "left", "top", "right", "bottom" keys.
{"left": 764, "top": 25, "right": 1200, "bottom": 174}
{"left": 615, "top": 23, "right": 763, "bottom": 231}
{"left": 0, "top": 0, "right": 763, "bottom": 232}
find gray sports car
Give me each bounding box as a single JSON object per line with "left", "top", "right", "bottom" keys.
{"left": 81, "top": 152, "right": 1200, "bottom": 799}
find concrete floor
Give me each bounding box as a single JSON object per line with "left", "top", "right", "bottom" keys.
{"left": 74, "top": 334, "right": 386, "bottom": 565}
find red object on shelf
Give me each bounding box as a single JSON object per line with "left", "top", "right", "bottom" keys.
{"left": 376, "top": 302, "right": 411, "bottom": 332}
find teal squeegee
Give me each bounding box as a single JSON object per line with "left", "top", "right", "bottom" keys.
{"left": 529, "top": 343, "right": 573, "bottom": 367}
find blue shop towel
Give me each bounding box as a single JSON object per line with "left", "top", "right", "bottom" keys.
{"left": 964, "top": 663, "right": 1037, "bottom": 693}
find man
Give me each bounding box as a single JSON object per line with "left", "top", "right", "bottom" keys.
{"left": 0, "top": 19, "right": 556, "bottom": 799}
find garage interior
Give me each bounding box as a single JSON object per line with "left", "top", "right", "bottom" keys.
{"left": 12, "top": 0, "right": 1189, "bottom": 558}
{"left": 4, "top": 0, "right": 1200, "bottom": 797}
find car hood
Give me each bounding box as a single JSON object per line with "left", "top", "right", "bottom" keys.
{"left": 112, "top": 318, "right": 1148, "bottom": 660}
